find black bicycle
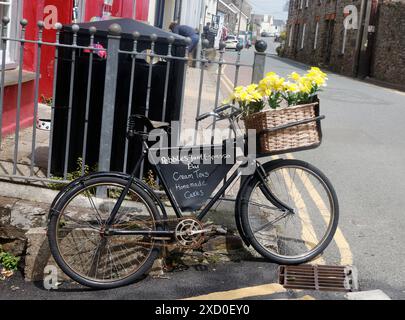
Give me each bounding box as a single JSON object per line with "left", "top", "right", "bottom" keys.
{"left": 47, "top": 104, "right": 339, "bottom": 289}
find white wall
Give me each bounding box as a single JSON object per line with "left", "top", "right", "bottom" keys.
{"left": 162, "top": 0, "right": 176, "bottom": 30}
{"left": 204, "top": 0, "right": 218, "bottom": 25}
{"left": 238, "top": 14, "right": 248, "bottom": 32}
{"left": 180, "top": 0, "right": 203, "bottom": 30}
{"left": 149, "top": 0, "right": 206, "bottom": 31}
{"left": 261, "top": 22, "right": 270, "bottom": 32}
{"left": 148, "top": 0, "right": 157, "bottom": 25}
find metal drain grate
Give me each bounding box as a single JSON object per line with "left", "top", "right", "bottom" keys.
{"left": 278, "top": 265, "right": 358, "bottom": 292}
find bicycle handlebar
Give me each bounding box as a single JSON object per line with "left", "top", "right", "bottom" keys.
{"left": 196, "top": 104, "right": 241, "bottom": 123}
{"left": 214, "top": 104, "right": 234, "bottom": 113}
{"left": 196, "top": 112, "right": 221, "bottom": 122}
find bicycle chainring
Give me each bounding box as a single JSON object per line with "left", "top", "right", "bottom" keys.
{"left": 174, "top": 218, "right": 205, "bottom": 249}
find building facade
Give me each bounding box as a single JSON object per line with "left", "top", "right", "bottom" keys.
{"left": 218, "top": 0, "right": 252, "bottom": 34}
{"left": 260, "top": 15, "right": 274, "bottom": 33}
{"left": 283, "top": 0, "right": 405, "bottom": 89}
{"left": 0, "top": 0, "right": 151, "bottom": 136}
{"left": 272, "top": 19, "right": 286, "bottom": 35}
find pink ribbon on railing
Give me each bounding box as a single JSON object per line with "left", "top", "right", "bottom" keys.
{"left": 84, "top": 43, "right": 107, "bottom": 59}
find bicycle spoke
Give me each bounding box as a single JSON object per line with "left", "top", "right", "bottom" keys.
{"left": 54, "top": 181, "right": 158, "bottom": 284}
{"left": 85, "top": 188, "right": 104, "bottom": 227}
{"left": 253, "top": 212, "right": 290, "bottom": 233}
{"left": 246, "top": 163, "right": 336, "bottom": 261}
{"left": 62, "top": 214, "right": 100, "bottom": 232}
{"left": 246, "top": 199, "right": 281, "bottom": 211}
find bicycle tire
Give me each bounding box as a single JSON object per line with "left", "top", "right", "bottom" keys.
{"left": 48, "top": 176, "right": 162, "bottom": 289}
{"left": 240, "top": 159, "right": 339, "bottom": 265}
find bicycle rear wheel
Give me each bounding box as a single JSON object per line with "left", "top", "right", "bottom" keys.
{"left": 48, "top": 176, "right": 162, "bottom": 289}
{"left": 240, "top": 159, "right": 339, "bottom": 264}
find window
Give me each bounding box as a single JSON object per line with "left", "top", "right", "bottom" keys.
{"left": 301, "top": 23, "right": 306, "bottom": 49}
{"left": 0, "top": 0, "right": 22, "bottom": 70}
{"left": 288, "top": 24, "right": 294, "bottom": 47}
{"left": 314, "top": 21, "right": 319, "bottom": 49}
{"left": 341, "top": 26, "right": 348, "bottom": 54}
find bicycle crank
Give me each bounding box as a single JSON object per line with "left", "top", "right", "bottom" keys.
{"left": 174, "top": 218, "right": 210, "bottom": 249}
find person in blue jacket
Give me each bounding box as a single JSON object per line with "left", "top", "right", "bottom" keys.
{"left": 169, "top": 22, "right": 200, "bottom": 65}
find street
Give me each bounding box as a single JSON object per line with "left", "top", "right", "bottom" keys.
{"left": 1, "top": 38, "right": 405, "bottom": 301}
{"left": 0, "top": 258, "right": 345, "bottom": 300}
{"left": 223, "top": 37, "right": 405, "bottom": 299}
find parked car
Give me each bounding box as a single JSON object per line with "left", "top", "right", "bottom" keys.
{"left": 261, "top": 32, "right": 270, "bottom": 37}
{"left": 225, "top": 35, "right": 239, "bottom": 50}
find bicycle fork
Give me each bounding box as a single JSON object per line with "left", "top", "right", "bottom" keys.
{"left": 255, "top": 162, "right": 295, "bottom": 215}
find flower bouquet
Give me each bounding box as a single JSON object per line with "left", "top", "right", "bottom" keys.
{"left": 228, "top": 67, "right": 328, "bottom": 154}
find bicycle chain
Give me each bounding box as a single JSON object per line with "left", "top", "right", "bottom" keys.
{"left": 113, "top": 216, "right": 218, "bottom": 250}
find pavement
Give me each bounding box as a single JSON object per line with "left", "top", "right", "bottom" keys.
{"left": 1, "top": 37, "right": 405, "bottom": 300}
{"left": 0, "top": 259, "right": 347, "bottom": 300}
{"left": 0, "top": 104, "right": 51, "bottom": 187}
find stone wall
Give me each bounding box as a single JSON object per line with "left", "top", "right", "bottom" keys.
{"left": 284, "top": 0, "right": 362, "bottom": 76}
{"left": 284, "top": 0, "right": 405, "bottom": 88}
{"left": 371, "top": 1, "right": 405, "bottom": 87}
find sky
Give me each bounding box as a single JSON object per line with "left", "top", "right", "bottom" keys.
{"left": 249, "top": 0, "right": 289, "bottom": 21}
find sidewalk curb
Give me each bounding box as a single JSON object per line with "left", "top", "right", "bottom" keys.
{"left": 0, "top": 179, "right": 248, "bottom": 283}
{"left": 0, "top": 181, "right": 59, "bottom": 204}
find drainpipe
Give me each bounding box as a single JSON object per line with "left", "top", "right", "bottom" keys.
{"left": 237, "top": 0, "right": 244, "bottom": 36}
{"left": 357, "top": 0, "right": 374, "bottom": 78}
{"left": 353, "top": 0, "right": 368, "bottom": 76}
{"left": 196, "top": 0, "right": 207, "bottom": 68}
{"left": 78, "top": 0, "right": 86, "bottom": 22}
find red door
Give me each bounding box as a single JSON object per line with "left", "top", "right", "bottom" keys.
{"left": 24, "top": 0, "right": 150, "bottom": 99}
{"left": 41, "top": 0, "right": 74, "bottom": 98}
{"left": 85, "top": 0, "right": 150, "bottom": 22}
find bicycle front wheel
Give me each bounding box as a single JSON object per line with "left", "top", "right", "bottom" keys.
{"left": 48, "top": 176, "right": 162, "bottom": 289}
{"left": 240, "top": 159, "right": 339, "bottom": 264}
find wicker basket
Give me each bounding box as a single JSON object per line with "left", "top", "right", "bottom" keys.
{"left": 244, "top": 102, "right": 322, "bottom": 155}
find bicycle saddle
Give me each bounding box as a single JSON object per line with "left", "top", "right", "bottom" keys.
{"left": 150, "top": 120, "right": 170, "bottom": 130}
{"left": 128, "top": 114, "right": 170, "bottom": 138}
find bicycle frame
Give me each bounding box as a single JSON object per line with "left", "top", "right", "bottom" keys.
{"left": 106, "top": 136, "right": 294, "bottom": 238}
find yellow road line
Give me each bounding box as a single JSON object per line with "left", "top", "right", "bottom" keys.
{"left": 222, "top": 72, "right": 235, "bottom": 89}
{"left": 271, "top": 155, "right": 325, "bottom": 264}
{"left": 183, "top": 283, "right": 287, "bottom": 300}
{"left": 274, "top": 295, "right": 316, "bottom": 301}
{"left": 274, "top": 160, "right": 326, "bottom": 265}
{"left": 285, "top": 154, "right": 353, "bottom": 265}
{"left": 220, "top": 73, "right": 235, "bottom": 96}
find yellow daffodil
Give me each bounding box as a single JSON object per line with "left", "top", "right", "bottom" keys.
{"left": 289, "top": 72, "right": 301, "bottom": 81}
{"left": 230, "top": 67, "right": 328, "bottom": 112}
{"left": 305, "top": 67, "right": 328, "bottom": 87}
{"left": 308, "top": 67, "right": 328, "bottom": 79}
{"left": 297, "top": 77, "right": 313, "bottom": 94}
{"left": 259, "top": 73, "right": 285, "bottom": 93}
{"left": 228, "top": 84, "right": 263, "bottom": 104}
{"left": 284, "top": 81, "right": 299, "bottom": 93}
{"left": 265, "top": 71, "right": 277, "bottom": 77}
{"left": 258, "top": 84, "right": 272, "bottom": 97}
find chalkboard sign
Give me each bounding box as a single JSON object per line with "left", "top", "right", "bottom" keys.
{"left": 153, "top": 144, "right": 236, "bottom": 211}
